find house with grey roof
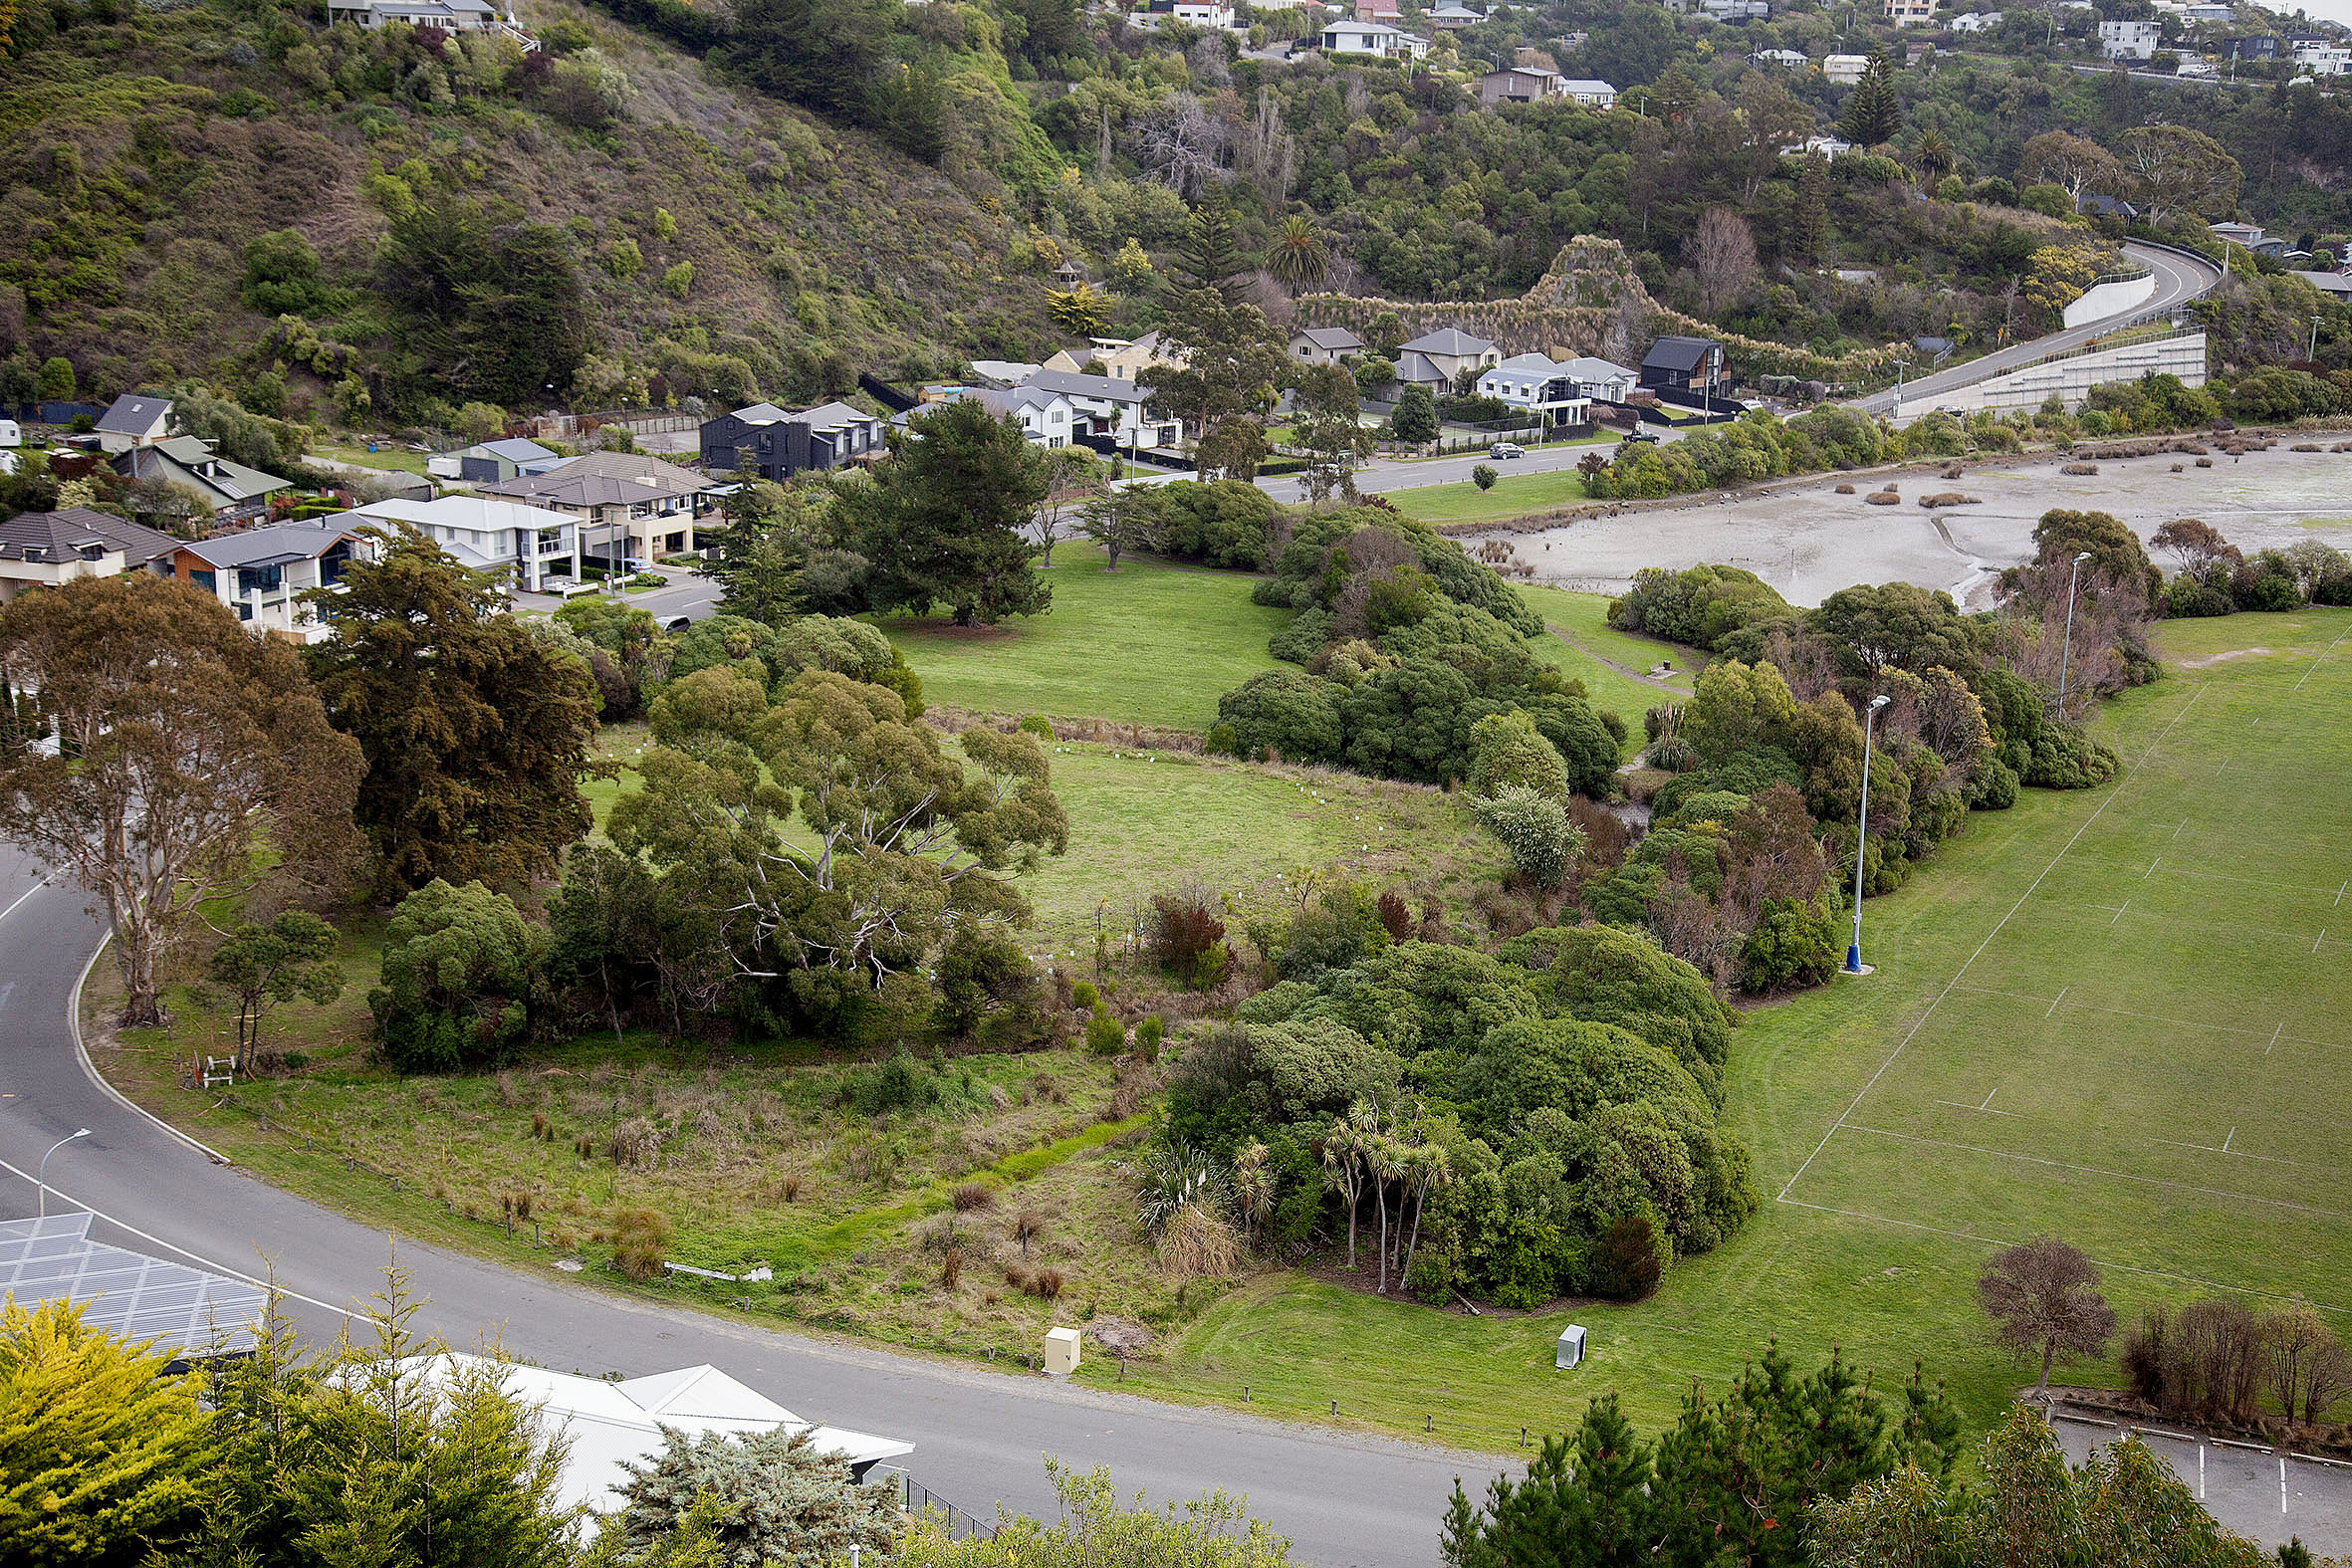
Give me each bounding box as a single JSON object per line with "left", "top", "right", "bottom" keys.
{"left": 698, "top": 400, "right": 884, "bottom": 482}
{"left": 1560, "top": 355, "right": 1640, "bottom": 401}
{"left": 325, "top": 0, "right": 524, "bottom": 35}
{"left": 161, "top": 521, "right": 372, "bottom": 643}
{"left": 0, "top": 507, "right": 178, "bottom": 604}
{"left": 428, "top": 436, "right": 560, "bottom": 484}
{"left": 1289, "top": 327, "right": 1365, "bottom": 366}
{"left": 95, "top": 394, "right": 172, "bottom": 455}
{"left": 339, "top": 495, "right": 587, "bottom": 589}
{"left": 1639, "top": 335, "right": 1727, "bottom": 396}
{"left": 477, "top": 451, "right": 719, "bottom": 564}
{"left": 1395, "top": 328, "right": 1501, "bottom": 393}
{"left": 957, "top": 385, "right": 1080, "bottom": 447}
{"left": 114, "top": 437, "right": 290, "bottom": 522}
{"left": 1019, "top": 368, "right": 1182, "bottom": 449}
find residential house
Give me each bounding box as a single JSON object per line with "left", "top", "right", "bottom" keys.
{"left": 0, "top": 507, "right": 177, "bottom": 604}
{"left": 1395, "top": 329, "right": 1501, "bottom": 394}
{"left": 968, "top": 359, "right": 1044, "bottom": 386}
{"left": 2099, "top": 19, "right": 2161, "bottom": 57}
{"left": 2078, "top": 192, "right": 2140, "bottom": 219}
{"left": 1041, "top": 348, "right": 1090, "bottom": 373}
{"left": 698, "top": 401, "right": 885, "bottom": 482}
{"left": 325, "top": 0, "right": 532, "bottom": 40}
{"left": 427, "top": 436, "right": 559, "bottom": 484}
{"left": 2184, "top": 2, "right": 2233, "bottom": 20}
{"left": 1169, "top": 0, "right": 1239, "bottom": 26}
{"left": 1639, "top": 336, "right": 1727, "bottom": 396}
{"left": 159, "top": 521, "right": 369, "bottom": 643}
{"left": 2219, "top": 34, "right": 2280, "bottom": 60}
{"left": 1823, "top": 52, "right": 1870, "bottom": 83}
{"left": 1701, "top": 0, "right": 1770, "bottom": 21}
{"left": 1558, "top": 355, "right": 1641, "bottom": 401}
{"left": 1472, "top": 354, "right": 1595, "bottom": 425}
{"left": 2175, "top": 52, "right": 2218, "bottom": 74}
{"left": 2292, "top": 38, "right": 2350, "bottom": 73}
{"left": 339, "top": 495, "right": 587, "bottom": 589}
{"left": 2292, "top": 269, "right": 2352, "bottom": 301}
{"left": 114, "top": 437, "right": 290, "bottom": 523}
{"left": 961, "top": 385, "right": 1080, "bottom": 447}
{"left": 1948, "top": 10, "right": 2000, "bottom": 31}
{"left": 1480, "top": 65, "right": 1567, "bottom": 102}
{"left": 1749, "top": 46, "right": 1809, "bottom": 64}
{"left": 2209, "top": 220, "right": 2288, "bottom": 257}
{"left": 1019, "top": 369, "right": 1182, "bottom": 449}
{"left": 1350, "top": 0, "right": 1399, "bottom": 19}
{"left": 1885, "top": 0, "right": 1935, "bottom": 25}
{"left": 1429, "top": 4, "right": 1485, "bottom": 26}
{"left": 94, "top": 394, "right": 172, "bottom": 454}
{"left": 1555, "top": 77, "right": 1618, "bottom": 106}
{"left": 476, "top": 451, "right": 718, "bottom": 565}
{"left": 1320, "top": 20, "right": 1431, "bottom": 58}
{"left": 1289, "top": 327, "right": 1365, "bottom": 366}
{"left": 1087, "top": 332, "right": 1180, "bottom": 382}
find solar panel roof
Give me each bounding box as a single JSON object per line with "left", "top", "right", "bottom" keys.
{"left": 0, "top": 1213, "right": 270, "bottom": 1359}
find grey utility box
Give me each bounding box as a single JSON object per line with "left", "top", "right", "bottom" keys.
{"left": 1555, "top": 1324, "right": 1588, "bottom": 1370}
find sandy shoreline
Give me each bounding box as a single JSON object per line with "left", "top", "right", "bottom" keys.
{"left": 1487, "top": 445, "right": 2352, "bottom": 609}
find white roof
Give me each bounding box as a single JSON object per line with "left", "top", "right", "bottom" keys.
{"left": 1324, "top": 18, "right": 1402, "bottom": 33}
{"left": 391, "top": 1354, "right": 913, "bottom": 1518}
{"left": 1558, "top": 78, "right": 1616, "bottom": 94}
{"left": 343, "top": 496, "right": 579, "bottom": 537}
{"left": 1562, "top": 354, "right": 1638, "bottom": 381}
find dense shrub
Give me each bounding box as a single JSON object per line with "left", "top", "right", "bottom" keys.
{"left": 1608, "top": 564, "right": 1791, "bottom": 652}
{"left": 369, "top": 879, "right": 548, "bottom": 1072}
{"left": 1737, "top": 898, "right": 1842, "bottom": 993}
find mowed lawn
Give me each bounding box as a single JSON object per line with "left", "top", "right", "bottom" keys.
{"left": 1390, "top": 467, "right": 1593, "bottom": 527}
{"left": 877, "top": 545, "right": 1289, "bottom": 732}
{"left": 1120, "top": 609, "right": 2352, "bottom": 1448}
{"left": 1518, "top": 584, "right": 1700, "bottom": 748}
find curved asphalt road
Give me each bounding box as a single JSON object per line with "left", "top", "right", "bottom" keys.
{"left": 1856, "top": 240, "right": 2223, "bottom": 416}
{"left": 0, "top": 842, "right": 1500, "bottom": 1563}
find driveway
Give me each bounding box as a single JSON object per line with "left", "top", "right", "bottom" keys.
{"left": 0, "top": 845, "right": 1500, "bottom": 1564}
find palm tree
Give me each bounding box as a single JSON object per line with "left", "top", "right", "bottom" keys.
{"left": 1269, "top": 216, "right": 1330, "bottom": 293}
{"left": 1911, "top": 128, "right": 1957, "bottom": 183}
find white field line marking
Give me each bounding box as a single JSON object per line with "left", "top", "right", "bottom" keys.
{"left": 1932, "top": 1096, "right": 2018, "bottom": 1117}
{"left": 2319, "top": 930, "right": 2330, "bottom": 955}
{"left": 2145, "top": 863, "right": 2344, "bottom": 897}
{"left": 1776, "top": 1198, "right": 2352, "bottom": 1311}
{"left": 1774, "top": 686, "right": 2209, "bottom": 1204}
{"left": 2223, "top": 1126, "right": 2235, "bottom": 1153}
{"left": 2111, "top": 900, "right": 2129, "bottom": 927}
{"left": 2269, "top": 1021, "right": 2286, "bottom": 1055}
{"left": 2291, "top": 616, "right": 2352, "bottom": 693}
{"left": 1839, "top": 1123, "right": 2352, "bottom": 1220}
{"left": 2150, "top": 1137, "right": 2326, "bottom": 1172}
{"left": 2174, "top": 819, "right": 2190, "bottom": 841}
{"left": 2339, "top": 882, "right": 2348, "bottom": 909}
{"left": 1945, "top": 986, "right": 2352, "bottom": 1053}
{"left": 2040, "top": 899, "right": 2331, "bottom": 951}
{"left": 2046, "top": 989, "right": 2068, "bottom": 1018}
{"left": 2146, "top": 855, "right": 2161, "bottom": 879}
{"left": 1982, "top": 1085, "right": 2000, "bottom": 1111}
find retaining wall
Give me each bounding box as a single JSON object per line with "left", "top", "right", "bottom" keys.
{"left": 1895, "top": 332, "right": 2208, "bottom": 417}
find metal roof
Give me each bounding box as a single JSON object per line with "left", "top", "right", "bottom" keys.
{"left": 0, "top": 1213, "right": 269, "bottom": 1359}
{"left": 96, "top": 394, "right": 172, "bottom": 436}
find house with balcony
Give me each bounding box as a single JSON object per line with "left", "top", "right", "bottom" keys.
{"left": 2099, "top": 18, "right": 2161, "bottom": 56}
{"left": 698, "top": 401, "right": 885, "bottom": 483}
{"left": 325, "top": 0, "right": 538, "bottom": 45}
{"left": 1640, "top": 336, "right": 1728, "bottom": 396}
{"left": 961, "top": 385, "right": 1081, "bottom": 447}
{"left": 1472, "top": 354, "right": 1595, "bottom": 426}
{"left": 0, "top": 507, "right": 178, "bottom": 604}
{"left": 479, "top": 451, "right": 719, "bottom": 564}
{"left": 1823, "top": 52, "right": 1870, "bottom": 83}
{"left": 1018, "top": 369, "right": 1182, "bottom": 450}
{"left": 160, "top": 521, "right": 370, "bottom": 643}
{"left": 337, "top": 495, "right": 588, "bottom": 589}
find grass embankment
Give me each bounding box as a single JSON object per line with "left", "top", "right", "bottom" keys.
{"left": 1516, "top": 584, "right": 1702, "bottom": 750}
{"left": 1117, "top": 610, "right": 2352, "bottom": 1444}
{"left": 311, "top": 442, "right": 431, "bottom": 477}
{"left": 1390, "top": 468, "right": 1594, "bottom": 527}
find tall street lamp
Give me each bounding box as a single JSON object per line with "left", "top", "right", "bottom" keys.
{"left": 2058, "top": 550, "right": 2093, "bottom": 710}
{"left": 1845, "top": 694, "right": 1893, "bottom": 976}
{"left": 37, "top": 1128, "right": 91, "bottom": 1220}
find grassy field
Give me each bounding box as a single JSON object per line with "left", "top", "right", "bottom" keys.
{"left": 1389, "top": 468, "right": 1593, "bottom": 527}
{"left": 313, "top": 441, "right": 431, "bottom": 477}
{"left": 877, "top": 545, "right": 1290, "bottom": 733}
{"left": 1516, "top": 584, "right": 1701, "bottom": 748}
{"left": 1116, "top": 609, "right": 2352, "bottom": 1444}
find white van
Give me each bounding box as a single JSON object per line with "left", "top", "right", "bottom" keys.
{"left": 0, "top": 420, "right": 21, "bottom": 449}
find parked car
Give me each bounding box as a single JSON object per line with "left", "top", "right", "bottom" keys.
{"left": 1620, "top": 428, "right": 1660, "bottom": 444}
{"left": 1489, "top": 441, "right": 1525, "bottom": 459}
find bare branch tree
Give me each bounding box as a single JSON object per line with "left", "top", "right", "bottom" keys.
{"left": 1979, "top": 1237, "right": 2117, "bottom": 1394}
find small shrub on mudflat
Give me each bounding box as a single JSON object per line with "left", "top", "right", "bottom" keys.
{"left": 1865, "top": 491, "right": 1899, "bottom": 506}
{"left": 1834, "top": 483, "right": 1856, "bottom": 495}
{"left": 2061, "top": 462, "right": 2099, "bottom": 476}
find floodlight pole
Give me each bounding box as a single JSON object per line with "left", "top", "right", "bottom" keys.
{"left": 1846, "top": 695, "right": 1892, "bottom": 975}
{"left": 36, "top": 1128, "right": 91, "bottom": 1220}
{"left": 2058, "top": 550, "right": 2092, "bottom": 710}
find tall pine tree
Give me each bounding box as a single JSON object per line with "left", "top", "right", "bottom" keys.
{"left": 1839, "top": 50, "right": 1902, "bottom": 148}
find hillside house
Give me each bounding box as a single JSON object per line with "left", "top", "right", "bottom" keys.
{"left": 114, "top": 437, "right": 289, "bottom": 523}
{"left": 1559, "top": 355, "right": 1641, "bottom": 401}
{"left": 1020, "top": 369, "right": 1182, "bottom": 449}
{"left": 161, "top": 521, "right": 369, "bottom": 643}
{"left": 1472, "top": 354, "right": 1595, "bottom": 425}
{"left": 698, "top": 401, "right": 884, "bottom": 482}
{"left": 1430, "top": 5, "right": 1485, "bottom": 26}
{"left": 339, "top": 496, "right": 588, "bottom": 589}
{"left": 1480, "top": 65, "right": 1566, "bottom": 102}
{"left": 1087, "top": 332, "right": 1181, "bottom": 382}
{"left": 325, "top": 0, "right": 537, "bottom": 43}
{"left": 1395, "top": 328, "right": 1500, "bottom": 393}
{"left": 0, "top": 508, "right": 177, "bottom": 604}
{"left": 1885, "top": 0, "right": 1935, "bottom": 24}
{"left": 427, "top": 437, "right": 559, "bottom": 483}
{"left": 1320, "top": 20, "right": 1431, "bottom": 58}
{"left": 1289, "top": 327, "right": 1365, "bottom": 365}
{"left": 1823, "top": 52, "right": 1869, "bottom": 82}
{"left": 2099, "top": 19, "right": 2161, "bottom": 56}
{"left": 960, "top": 385, "right": 1080, "bottom": 447}
{"left": 94, "top": 394, "right": 171, "bottom": 454}
{"left": 1556, "top": 77, "right": 1618, "bottom": 106}
{"left": 477, "top": 451, "right": 718, "bottom": 564}
{"left": 1639, "top": 336, "right": 1727, "bottom": 396}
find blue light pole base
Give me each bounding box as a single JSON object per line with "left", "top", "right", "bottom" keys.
{"left": 1845, "top": 943, "right": 1861, "bottom": 973}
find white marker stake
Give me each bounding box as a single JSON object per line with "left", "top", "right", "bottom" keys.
{"left": 2200, "top": 1445, "right": 2206, "bottom": 1500}
{"left": 2280, "top": 1456, "right": 2287, "bottom": 1514}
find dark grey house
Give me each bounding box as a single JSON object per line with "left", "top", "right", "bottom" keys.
{"left": 1639, "top": 336, "right": 1726, "bottom": 396}
{"left": 699, "top": 401, "right": 885, "bottom": 481}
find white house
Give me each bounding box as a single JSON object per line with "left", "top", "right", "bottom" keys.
{"left": 2099, "top": 19, "right": 2161, "bottom": 56}
{"left": 476, "top": 450, "right": 718, "bottom": 565}
{"left": 1948, "top": 9, "right": 2000, "bottom": 30}
{"left": 1169, "top": 0, "right": 1239, "bottom": 27}
{"left": 1823, "top": 52, "right": 1870, "bottom": 84}
{"left": 1319, "top": 20, "right": 1431, "bottom": 58}
{"left": 1473, "top": 353, "right": 1595, "bottom": 424}
{"left": 1558, "top": 355, "right": 1641, "bottom": 401}
{"left": 383, "top": 1357, "right": 913, "bottom": 1519}
{"left": 964, "top": 384, "right": 1080, "bottom": 447}
{"left": 1429, "top": 4, "right": 1485, "bottom": 25}
{"left": 0, "top": 507, "right": 177, "bottom": 605}
{"left": 1290, "top": 327, "right": 1365, "bottom": 365}
{"left": 1021, "top": 368, "right": 1183, "bottom": 449}
{"left": 1749, "top": 46, "right": 1809, "bottom": 65}
{"left": 161, "top": 521, "right": 372, "bottom": 644}
{"left": 338, "top": 495, "right": 588, "bottom": 591}
{"left": 1885, "top": 0, "right": 1935, "bottom": 24}
{"left": 94, "top": 393, "right": 171, "bottom": 454}
{"left": 2292, "top": 38, "right": 2350, "bottom": 73}
{"left": 2184, "top": 2, "right": 2233, "bottom": 20}
{"left": 1556, "top": 77, "right": 1618, "bottom": 106}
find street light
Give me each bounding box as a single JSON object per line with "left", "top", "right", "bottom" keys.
{"left": 1845, "top": 694, "right": 1893, "bottom": 975}
{"left": 1892, "top": 358, "right": 1912, "bottom": 411}
{"left": 2057, "top": 550, "right": 2093, "bottom": 710}
{"left": 36, "top": 1128, "right": 90, "bottom": 1220}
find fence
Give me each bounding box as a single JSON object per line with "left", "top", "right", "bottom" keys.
{"left": 865, "top": 1468, "right": 999, "bottom": 1540}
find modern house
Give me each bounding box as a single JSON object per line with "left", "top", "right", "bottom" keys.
{"left": 1168, "top": 0, "right": 1239, "bottom": 26}
{"left": 324, "top": 0, "right": 536, "bottom": 42}
{"left": 1639, "top": 336, "right": 1727, "bottom": 396}
{"left": 2219, "top": 34, "right": 2280, "bottom": 60}
{"left": 0, "top": 507, "right": 178, "bottom": 604}
{"left": 697, "top": 402, "right": 884, "bottom": 483}
{"left": 2078, "top": 192, "right": 2141, "bottom": 220}
{"left": 1019, "top": 369, "right": 1182, "bottom": 449}
{"left": 338, "top": 495, "right": 588, "bottom": 589}
{"left": 475, "top": 451, "right": 718, "bottom": 565}
{"left": 1884, "top": 0, "right": 1935, "bottom": 24}
{"left": 1429, "top": 4, "right": 1486, "bottom": 26}
{"left": 1701, "top": 0, "right": 1770, "bottom": 22}
{"left": 1480, "top": 65, "right": 1565, "bottom": 102}
{"left": 1556, "top": 77, "right": 1619, "bottom": 107}
{"left": 1948, "top": 10, "right": 2000, "bottom": 30}
{"left": 1394, "top": 328, "right": 1501, "bottom": 393}
{"left": 1319, "top": 20, "right": 1431, "bottom": 58}
{"left": 1289, "top": 327, "right": 1365, "bottom": 365}
{"left": 94, "top": 394, "right": 172, "bottom": 454}
{"left": 427, "top": 436, "right": 560, "bottom": 484}
{"left": 2184, "top": 1, "right": 2234, "bottom": 18}
{"left": 1087, "top": 332, "right": 1180, "bottom": 382}
{"left": 960, "top": 384, "right": 1080, "bottom": 447}
{"left": 1559, "top": 355, "right": 1641, "bottom": 401}
{"left": 114, "top": 437, "right": 290, "bottom": 522}
{"left": 2099, "top": 19, "right": 2161, "bottom": 57}
{"left": 1749, "top": 46, "right": 1809, "bottom": 64}
{"left": 1471, "top": 354, "right": 1595, "bottom": 425}
{"left": 387, "top": 1356, "right": 912, "bottom": 1518}
{"left": 1823, "top": 52, "right": 1870, "bottom": 83}
{"left": 2292, "top": 38, "right": 2350, "bottom": 72}
{"left": 160, "top": 521, "right": 369, "bottom": 643}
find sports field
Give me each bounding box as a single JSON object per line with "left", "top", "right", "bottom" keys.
{"left": 1134, "top": 608, "right": 2352, "bottom": 1442}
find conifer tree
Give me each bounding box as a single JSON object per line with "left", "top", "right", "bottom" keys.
{"left": 1840, "top": 51, "right": 1902, "bottom": 148}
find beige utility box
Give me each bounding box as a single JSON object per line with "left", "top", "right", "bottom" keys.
{"left": 1044, "top": 1325, "right": 1083, "bottom": 1376}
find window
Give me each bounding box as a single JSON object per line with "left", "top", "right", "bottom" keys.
{"left": 237, "top": 602, "right": 253, "bottom": 622}
{"left": 237, "top": 564, "right": 283, "bottom": 595}
{"left": 189, "top": 568, "right": 217, "bottom": 595}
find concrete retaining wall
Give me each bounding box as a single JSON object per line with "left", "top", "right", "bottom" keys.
{"left": 2062, "top": 271, "right": 2159, "bottom": 329}
{"left": 1895, "top": 332, "right": 2208, "bottom": 417}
